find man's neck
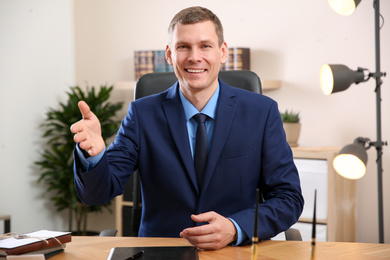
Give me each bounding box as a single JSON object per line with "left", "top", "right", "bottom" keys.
{"left": 180, "top": 81, "right": 218, "bottom": 112}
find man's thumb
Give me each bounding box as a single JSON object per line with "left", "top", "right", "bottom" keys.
{"left": 78, "top": 101, "right": 92, "bottom": 119}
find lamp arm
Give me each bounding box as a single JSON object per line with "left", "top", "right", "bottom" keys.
{"left": 369, "top": 140, "right": 388, "bottom": 150}
{"left": 353, "top": 67, "right": 371, "bottom": 84}
{"left": 354, "top": 137, "right": 371, "bottom": 149}
{"left": 358, "top": 68, "right": 387, "bottom": 86}
{"left": 370, "top": 71, "right": 387, "bottom": 79}
{"left": 370, "top": 71, "right": 387, "bottom": 92}
{"left": 356, "top": 137, "right": 388, "bottom": 151}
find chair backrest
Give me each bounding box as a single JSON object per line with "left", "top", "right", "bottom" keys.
{"left": 135, "top": 70, "right": 262, "bottom": 100}
{"left": 284, "top": 228, "right": 303, "bottom": 241}
{"left": 99, "top": 229, "right": 118, "bottom": 237}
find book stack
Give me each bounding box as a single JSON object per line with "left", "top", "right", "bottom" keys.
{"left": 0, "top": 230, "right": 71, "bottom": 259}
{"left": 134, "top": 50, "right": 174, "bottom": 80}
{"left": 221, "top": 47, "right": 250, "bottom": 71}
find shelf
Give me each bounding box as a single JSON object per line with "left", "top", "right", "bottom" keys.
{"left": 262, "top": 80, "right": 281, "bottom": 91}
{"left": 113, "top": 80, "right": 281, "bottom": 95}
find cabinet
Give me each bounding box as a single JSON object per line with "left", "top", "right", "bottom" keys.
{"left": 291, "top": 147, "right": 356, "bottom": 242}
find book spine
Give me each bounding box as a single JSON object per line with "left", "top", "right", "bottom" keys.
{"left": 221, "top": 47, "right": 250, "bottom": 71}
{"left": 153, "top": 50, "right": 168, "bottom": 73}
{"left": 4, "top": 234, "right": 71, "bottom": 255}
{"left": 134, "top": 51, "right": 154, "bottom": 80}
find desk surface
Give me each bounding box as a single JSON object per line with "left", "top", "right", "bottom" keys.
{"left": 53, "top": 236, "right": 390, "bottom": 260}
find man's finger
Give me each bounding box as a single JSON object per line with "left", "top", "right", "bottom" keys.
{"left": 70, "top": 121, "right": 82, "bottom": 134}
{"left": 191, "top": 212, "right": 216, "bottom": 223}
{"left": 180, "top": 225, "right": 211, "bottom": 237}
{"left": 78, "top": 100, "right": 93, "bottom": 119}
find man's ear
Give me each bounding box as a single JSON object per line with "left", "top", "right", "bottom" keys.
{"left": 220, "top": 41, "right": 228, "bottom": 64}
{"left": 166, "top": 45, "right": 173, "bottom": 65}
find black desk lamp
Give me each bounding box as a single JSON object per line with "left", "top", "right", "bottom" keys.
{"left": 320, "top": 0, "right": 387, "bottom": 243}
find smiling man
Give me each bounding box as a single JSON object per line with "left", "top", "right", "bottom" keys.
{"left": 71, "top": 6, "right": 303, "bottom": 250}
{"left": 166, "top": 11, "right": 228, "bottom": 112}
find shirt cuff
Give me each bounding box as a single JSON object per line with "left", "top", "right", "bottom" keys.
{"left": 228, "top": 218, "right": 247, "bottom": 246}
{"left": 75, "top": 144, "right": 105, "bottom": 171}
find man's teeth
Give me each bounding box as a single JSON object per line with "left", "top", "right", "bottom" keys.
{"left": 187, "top": 69, "right": 205, "bottom": 73}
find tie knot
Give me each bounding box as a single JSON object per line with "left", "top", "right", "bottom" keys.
{"left": 193, "top": 113, "right": 207, "bottom": 124}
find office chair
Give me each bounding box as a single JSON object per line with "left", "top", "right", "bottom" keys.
{"left": 128, "top": 70, "right": 301, "bottom": 241}
{"left": 284, "top": 228, "right": 302, "bottom": 241}
{"left": 99, "top": 229, "right": 118, "bottom": 237}
{"left": 127, "top": 70, "right": 261, "bottom": 236}
{"left": 134, "top": 70, "right": 262, "bottom": 99}
{"left": 128, "top": 70, "right": 261, "bottom": 236}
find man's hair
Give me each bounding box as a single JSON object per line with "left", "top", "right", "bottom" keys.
{"left": 168, "top": 6, "right": 224, "bottom": 46}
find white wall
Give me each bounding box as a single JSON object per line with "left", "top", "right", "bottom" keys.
{"left": 0, "top": 0, "right": 74, "bottom": 233}
{"left": 1, "top": 0, "right": 389, "bottom": 244}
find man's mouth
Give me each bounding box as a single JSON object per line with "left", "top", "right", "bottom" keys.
{"left": 185, "top": 69, "right": 206, "bottom": 73}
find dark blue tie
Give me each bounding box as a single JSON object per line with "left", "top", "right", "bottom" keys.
{"left": 194, "top": 113, "right": 208, "bottom": 189}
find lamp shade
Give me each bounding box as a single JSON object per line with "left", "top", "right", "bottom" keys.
{"left": 319, "top": 64, "right": 365, "bottom": 95}
{"left": 328, "top": 0, "right": 361, "bottom": 16}
{"left": 333, "top": 140, "right": 368, "bottom": 179}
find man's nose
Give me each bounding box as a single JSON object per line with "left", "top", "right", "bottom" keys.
{"left": 188, "top": 48, "right": 201, "bottom": 62}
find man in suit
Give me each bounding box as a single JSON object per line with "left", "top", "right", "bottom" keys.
{"left": 71, "top": 6, "right": 303, "bottom": 250}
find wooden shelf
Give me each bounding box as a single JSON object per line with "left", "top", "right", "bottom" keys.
{"left": 113, "top": 80, "right": 281, "bottom": 94}
{"left": 262, "top": 80, "right": 281, "bottom": 91}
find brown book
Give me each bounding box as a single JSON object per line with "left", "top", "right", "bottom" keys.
{"left": 221, "top": 47, "right": 250, "bottom": 71}
{"left": 134, "top": 50, "right": 154, "bottom": 80}
{"left": 0, "top": 230, "right": 71, "bottom": 256}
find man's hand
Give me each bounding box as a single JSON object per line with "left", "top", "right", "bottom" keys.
{"left": 180, "top": 211, "right": 237, "bottom": 250}
{"left": 70, "top": 101, "right": 105, "bottom": 156}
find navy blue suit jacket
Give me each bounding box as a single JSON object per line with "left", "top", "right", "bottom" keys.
{"left": 74, "top": 79, "right": 303, "bottom": 244}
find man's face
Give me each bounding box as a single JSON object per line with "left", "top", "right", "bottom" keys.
{"left": 166, "top": 21, "right": 228, "bottom": 94}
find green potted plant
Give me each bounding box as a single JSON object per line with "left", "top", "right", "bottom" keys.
{"left": 280, "top": 109, "right": 301, "bottom": 147}
{"left": 35, "top": 85, "right": 123, "bottom": 235}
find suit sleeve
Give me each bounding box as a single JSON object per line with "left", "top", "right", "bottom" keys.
{"left": 73, "top": 102, "right": 140, "bottom": 206}
{"left": 229, "top": 101, "right": 304, "bottom": 244}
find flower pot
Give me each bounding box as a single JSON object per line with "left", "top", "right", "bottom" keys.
{"left": 283, "top": 122, "right": 301, "bottom": 147}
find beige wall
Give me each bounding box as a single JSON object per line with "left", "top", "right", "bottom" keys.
{"left": 1, "top": 0, "right": 388, "bottom": 243}
{"left": 74, "top": 0, "right": 390, "bottom": 243}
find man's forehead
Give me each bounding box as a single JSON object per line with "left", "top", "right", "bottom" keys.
{"left": 171, "top": 21, "right": 218, "bottom": 42}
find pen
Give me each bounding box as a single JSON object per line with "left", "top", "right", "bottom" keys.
{"left": 310, "top": 190, "right": 317, "bottom": 260}
{"left": 251, "top": 188, "right": 259, "bottom": 260}
{"left": 125, "top": 250, "right": 144, "bottom": 260}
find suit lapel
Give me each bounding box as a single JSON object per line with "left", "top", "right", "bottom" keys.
{"left": 201, "top": 81, "right": 237, "bottom": 194}
{"left": 162, "top": 83, "right": 199, "bottom": 193}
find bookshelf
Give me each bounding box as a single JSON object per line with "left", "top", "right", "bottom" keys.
{"left": 133, "top": 47, "right": 281, "bottom": 90}
{"left": 134, "top": 47, "right": 250, "bottom": 80}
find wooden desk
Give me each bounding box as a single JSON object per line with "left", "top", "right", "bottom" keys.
{"left": 52, "top": 237, "right": 390, "bottom": 260}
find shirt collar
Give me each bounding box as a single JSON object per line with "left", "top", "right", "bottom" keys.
{"left": 179, "top": 84, "right": 220, "bottom": 121}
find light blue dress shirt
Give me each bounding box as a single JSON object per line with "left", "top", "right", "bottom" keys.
{"left": 76, "top": 83, "right": 246, "bottom": 245}
{"left": 179, "top": 85, "right": 245, "bottom": 245}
